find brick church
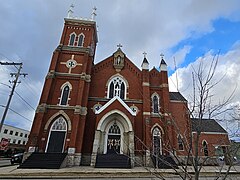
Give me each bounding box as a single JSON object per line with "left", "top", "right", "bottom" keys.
{"left": 25, "top": 11, "right": 230, "bottom": 168}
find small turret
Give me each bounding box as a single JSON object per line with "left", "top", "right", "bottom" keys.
{"left": 141, "top": 52, "right": 149, "bottom": 70}
{"left": 159, "top": 53, "right": 167, "bottom": 71}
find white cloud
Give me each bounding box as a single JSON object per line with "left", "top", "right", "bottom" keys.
{"left": 0, "top": 0, "right": 240, "bottom": 130}
{"left": 169, "top": 42, "right": 240, "bottom": 136}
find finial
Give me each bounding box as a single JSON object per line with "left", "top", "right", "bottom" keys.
{"left": 67, "top": 4, "right": 74, "bottom": 18}
{"left": 117, "top": 44, "right": 123, "bottom": 49}
{"left": 143, "top": 52, "right": 147, "bottom": 58}
{"left": 91, "top": 6, "right": 97, "bottom": 20}
{"left": 160, "top": 53, "right": 164, "bottom": 60}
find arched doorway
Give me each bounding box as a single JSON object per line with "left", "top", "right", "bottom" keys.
{"left": 107, "top": 122, "right": 121, "bottom": 154}
{"left": 91, "top": 110, "right": 134, "bottom": 167}
{"left": 46, "top": 116, "right": 67, "bottom": 153}
{"left": 153, "top": 127, "right": 162, "bottom": 156}
{"left": 152, "top": 127, "right": 162, "bottom": 168}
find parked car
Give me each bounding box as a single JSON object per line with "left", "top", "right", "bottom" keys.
{"left": 10, "top": 153, "right": 23, "bottom": 165}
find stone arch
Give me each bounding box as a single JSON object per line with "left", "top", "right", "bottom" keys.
{"left": 97, "top": 110, "right": 133, "bottom": 132}
{"left": 151, "top": 123, "right": 164, "bottom": 135}
{"left": 91, "top": 110, "right": 134, "bottom": 167}
{"left": 44, "top": 110, "right": 72, "bottom": 132}
{"left": 106, "top": 73, "right": 129, "bottom": 88}
{"left": 151, "top": 124, "right": 163, "bottom": 157}
{"left": 60, "top": 81, "right": 72, "bottom": 90}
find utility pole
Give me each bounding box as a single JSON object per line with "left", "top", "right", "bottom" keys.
{"left": 0, "top": 62, "right": 28, "bottom": 133}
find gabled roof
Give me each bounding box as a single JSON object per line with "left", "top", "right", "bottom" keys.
{"left": 191, "top": 118, "right": 228, "bottom": 133}
{"left": 169, "top": 92, "right": 187, "bottom": 102}
{"left": 95, "top": 96, "right": 137, "bottom": 116}
{"left": 142, "top": 57, "right": 149, "bottom": 64}
{"left": 160, "top": 59, "right": 167, "bottom": 65}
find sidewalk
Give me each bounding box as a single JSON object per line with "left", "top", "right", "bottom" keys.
{"left": 0, "top": 165, "right": 239, "bottom": 179}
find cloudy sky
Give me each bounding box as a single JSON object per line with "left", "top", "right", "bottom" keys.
{"left": 0, "top": 0, "right": 240, "bottom": 137}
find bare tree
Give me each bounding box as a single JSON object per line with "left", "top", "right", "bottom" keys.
{"left": 130, "top": 53, "right": 237, "bottom": 180}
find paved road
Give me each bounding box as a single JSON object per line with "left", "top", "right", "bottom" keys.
{"left": 0, "top": 159, "right": 11, "bottom": 167}
{"left": 0, "top": 177, "right": 240, "bottom": 180}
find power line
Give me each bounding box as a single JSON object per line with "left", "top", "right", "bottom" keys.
{"left": 14, "top": 91, "right": 36, "bottom": 111}
{"left": 0, "top": 62, "right": 28, "bottom": 132}
{"left": 0, "top": 105, "right": 32, "bottom": 123}
{"left": 20, "top": 76, "right": 41, "bottom": 99}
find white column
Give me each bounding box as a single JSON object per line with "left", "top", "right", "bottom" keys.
{"left": 90, "top": 130, "right": 101, "bottom": 167}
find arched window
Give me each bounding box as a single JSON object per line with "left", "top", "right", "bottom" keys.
{"left": 152, "top": 93, "right": 160, "bottom": 113}
{"left": 77, "top": 33, "right": 85, "bottom": 47}
{"left": 153, "top": 127, "right": 162, "bottom": 156}
{"left": 108, "top": 122, "right": 121, "bottom": 134}
{"left": 108, "top": 77, "right": 126, "bottom": 99}
{"left": 60, "top": 85, "right": 70, "bottom": 105}
{"left": 69, "top": 33, "right": 76, "bottom": 46}
{"left": 202, "top": 140, "right": 208, "bottom": 156}
{"left": 177, "top": 135, "right": 184, "bottom": 151}
{"left": 51, "top": 116, "right": 67, "bottom": 131}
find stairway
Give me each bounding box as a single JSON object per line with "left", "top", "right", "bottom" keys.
{"left": 95, "top": 154, "right": 131, "bottom": 168}
{"left": 19, "top": 152, "right": 67, "bottom": 169}
{"left": 152, "top": 155, "right": 178, "bottom": 169}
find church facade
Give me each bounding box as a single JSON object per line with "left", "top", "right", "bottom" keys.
{"left": 26, "top": 15, "right": 230, "bottom": 167}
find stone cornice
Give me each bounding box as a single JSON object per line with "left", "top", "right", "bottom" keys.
{"left": 150, "top": 83, "right": 169, "bottom": 88}
{"left": 36, "top": 104, "right": 87, "bottom": 116}
{"left": 56, "top": 45, "right": 94, "bottom": 57}
{"left": 46, "top": 71, "right": 91, "bottom": 82}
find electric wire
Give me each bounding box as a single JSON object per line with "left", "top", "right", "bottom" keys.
{"left": 0, "top": 104, "right": 32, "bottom": 122}
{"left": 20, "top": 76, "right": 41, "bottom": 99}
{"left": 14, "top": 91, "right": 36, "bottom": 111}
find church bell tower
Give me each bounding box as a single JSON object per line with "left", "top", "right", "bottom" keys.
{"left": 27, "top": 7, "right": 98, "bottom": 166}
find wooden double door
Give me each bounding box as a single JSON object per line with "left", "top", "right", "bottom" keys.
{"left": 107, "top": 134, "right": 121, "bottom": 154}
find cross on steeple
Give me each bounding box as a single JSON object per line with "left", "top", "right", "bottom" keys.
{"left": 143, "top": 52, "right": 147, "bottom": 58}
{"left": 160, "top": 53, "right": 164, "bottom": 60}
{"left": 67, "top": 4, "right": 74, "bottom": 18}
{"left": 91, "top": 6, "right": 97, "bottom": 20}
{"left": 117, "top": 44, "right": 122, "bottom": 49}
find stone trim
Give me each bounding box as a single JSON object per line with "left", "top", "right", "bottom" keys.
{"left": 59, "top": 45, "right": 92, "bottom": 54}
{"left": 44, "top": 110, "right": 72, "bottom": 131}
{"left": 54, "top": 72, "right": 91, "bottom": 82}
{"left": 142, "top": 82, "right": 150, "bottom": 86}
{"left": 46, "top": 70, "right": 55, "bottom": 79}
{"left": 192, "top": 131, "right": 228, "bottom": 135}
{"left": 74, "top": 105, "right": 87, "bottom": 115}
{"left": 40, "top": 105, "right": 87, "bottom": 116}
{"left": 36, "top": 103, "right": 47, "bottom": 113}
{"left": 143, "top": 112, "right": 151, "bottom": 115}
{"left": 150, "top": 83, "right": 169, "bottom": 88}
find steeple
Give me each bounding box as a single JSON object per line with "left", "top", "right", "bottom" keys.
{"left": 159, "top": 53, "right": 167, "bottom": 71}
{"left": 91, "top": 7, "right": 97, "bottom": 20}
{"left": 141, "top": 52, "right": 149, "bottom": 70}
{"left": 67, "top": 4, "right": 74, "bottom": 18}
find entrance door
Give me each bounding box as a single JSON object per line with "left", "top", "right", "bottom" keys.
{"left": 47, "top": 131, "right": 66, "bottom": 152}
{"left": 152, "top": 127, "right": 162, "bottom": 168}
{"left": 46, "top": 116, "right": 67, "bottom": 153}
{"left": 107, "top": 122, "right": 121, "bottom": 154}
{"left": 107, "top": 134, "right": 121, "bottom": 154}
